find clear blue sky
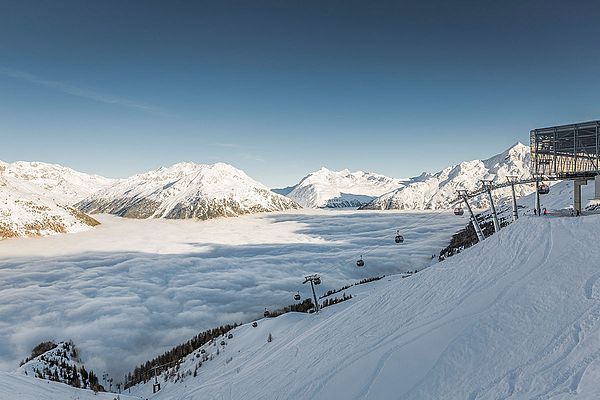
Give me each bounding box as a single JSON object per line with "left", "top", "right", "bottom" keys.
{"left": 2, "top": 0, "right": 600, "bottom": 187}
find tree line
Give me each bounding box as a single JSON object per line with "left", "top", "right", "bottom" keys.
{"left": 321, "top": 292, "right": 352, "bottom": 308}
{"left": 320, "top": 275, "right": 385, "bottom": 299}
{"left": 21, "top": 341, "right": 103, "bottom": 392}
{"left": 124, "top": 323, "right": 239, "bottom": 389}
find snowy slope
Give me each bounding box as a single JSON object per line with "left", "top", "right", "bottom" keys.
{"left": 472, "top": 174, "right": 598, "bottom": 228}
{"left": 126, "top": 214, "right": 600, "bottom": 399}
{"left": 285, "top": 167, "right": 407, "bottom": 208}
{"left": 77, "top": 162, "right": 300, "bottom": 219}
{"left": 0, "top": 166, "right": 99, "bottom": 239}
{"left": 0, "top": 371, "right": 136, "bottom": 400}
{"left": 2, "top": 161, "right": 114, "bottom": 204}
{"left": 363, "top": 143, "right": 533, "bottom": 210}
{"left": 498, "top": 178, "right": 598, "bottom": 218}
{"left": 17, "top": 341, "right": 104, "bottom": 392}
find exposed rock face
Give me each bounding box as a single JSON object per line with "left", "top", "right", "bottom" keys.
{"left": 78, "top": 162, "right": 301, "bottom": 220}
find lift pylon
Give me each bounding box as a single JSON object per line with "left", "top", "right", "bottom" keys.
{"left": 457, "top": 190, "right": 485, "bottom": 242}
{"left": 507, "top": 176, "right": 519, "bottom": 222}
{"left": 303, "top": 275, "right": 321, "bottom": 313}
{"left": 481, "top": 180, "right": 500, "bottom": 233}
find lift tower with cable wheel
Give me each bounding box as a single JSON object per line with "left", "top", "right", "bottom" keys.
{"left": 303, "top": 275, "right": 321, "bottom": 313}
{"left": 481, "top": 179, "right": 500, "bottom": 233}
{"left": 507, "top": 176, "right": 519, "bottom": 221}
{"left": 457, "top": 190, "right": 485, "bottom": 242}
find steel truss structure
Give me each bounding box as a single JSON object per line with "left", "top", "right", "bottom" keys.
{"left": 530, "top": 120, "right": 600, "bottom": 178}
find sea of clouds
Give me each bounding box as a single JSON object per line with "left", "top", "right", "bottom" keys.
{"left": 0, "top": 209, "right": 466, "bottom": 380}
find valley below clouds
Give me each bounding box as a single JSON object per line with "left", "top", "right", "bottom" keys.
{"left": 0, "top": 210, "right": 465, "bottom": 378}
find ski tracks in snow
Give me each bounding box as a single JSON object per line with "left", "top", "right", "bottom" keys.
{"left": 308, "top": 219, "right": 555, "bottom": 400}
{"left": 171, "top": 217, "right": 600, "bottom": 400}
{"left": 583, "top": 271, "right": 600, "bottom": 300}
{"left": 472, "top": 307, "right": 600, "bottom": 399}
{"left": 470, "top": 219, "right": 600, "bottom": 399}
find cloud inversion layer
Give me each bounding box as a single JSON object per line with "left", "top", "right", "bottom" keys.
{"left": 0, "top": 211, "right": 465, "bottom": 378}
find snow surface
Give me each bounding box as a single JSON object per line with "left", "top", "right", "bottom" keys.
{"left": 78, "top": 162, "right": 300, "bottom": 219}
{"left": 129, "top": 214, "right": 600, "bottom": 400}
{"left": 285, "top": 167, "right": 408, "bottom": 208}
{"left": 481, "top": 176, "right": 598, "bottom": 223}
{"left": 364, "top": 143, "right": 533, "bottom": 210}
{"left": 16, "top": 341, "right": 101, "bottom": 391}
{"left": 523, "top": 178, "right": 597, "bottom": 213}
{"left": 0, "top": 169, "right": 99, "bottom": 239}
{"left": 0, "top": 371, "right": 136, "bottom": 400}
{"left": 1, "top": 161, "right": 115, "bottom": 204}
{"left": 0, "top": 210, "right": 465, "bottom": 379}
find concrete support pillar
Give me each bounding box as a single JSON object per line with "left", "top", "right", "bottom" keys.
{"left": 510, "top": 182, "right": 519, "bottom": 221}
{"left": 574, "top": 179, "right": 587, "bottom": 215}
{"left": 535, "top": 181, "right": 541, "bottom": 216}
{"left": 595, "top": 175, "right": 600, "bottom": 199}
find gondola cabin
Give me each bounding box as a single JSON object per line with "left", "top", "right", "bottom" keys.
{"left": 538, "top": 183, "right": 550, "bottom": 194}
{"left": 394, "top": 230, "right": 404, "bottom": 243}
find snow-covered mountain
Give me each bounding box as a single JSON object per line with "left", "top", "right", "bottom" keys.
{"left": 2, "top": 161, "right": 115, "bottom": 204}
{"left": 78, "top": 162, "right": 301, "bottom": 219}
{"left": 0, "top": 166, "right": 100, "bottom": 239}
{"left": 282, "top": 167, "right": 407, "bottom": 208}
{"left": 363, "top": 142, "right": 532, "bottom": 210}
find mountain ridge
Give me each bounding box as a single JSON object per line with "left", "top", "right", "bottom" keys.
{"left": 361, "top": 142, "right": 532, "bottom": 210}
{"left": 1, "top": 160, "right": 115, "bottom": 204}
{"left": 77, "top": 162, "right": 301, "bottom": 220}
{"left": 282, "top": 167, "right": 408, "bottom": 208}
{"left": 0, "top": 165, "right": 100, "bottom": 239}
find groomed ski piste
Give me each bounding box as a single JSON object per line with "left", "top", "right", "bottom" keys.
{"left": 122, "top": 213, "right": 600, "bottom": 399}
